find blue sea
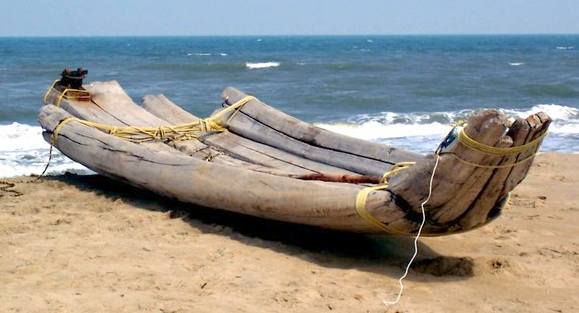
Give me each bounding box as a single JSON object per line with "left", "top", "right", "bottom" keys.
{"left": 1, "top": 35, "right": 579, "bottom": 177}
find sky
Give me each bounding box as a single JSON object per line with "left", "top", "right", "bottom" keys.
{"left": 1, "top": 0, "right": 578, "bottom": 36}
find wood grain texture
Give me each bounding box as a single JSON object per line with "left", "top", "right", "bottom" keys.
{"left": 142, "top": 94, "right": 358, "bottom": 175}
{"left": 220, "top": 88, "right": 423, "bottom": 176}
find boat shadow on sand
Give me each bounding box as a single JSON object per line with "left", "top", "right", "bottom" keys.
{"left": 46, "top": 173, "right": 476, "bottom": 281}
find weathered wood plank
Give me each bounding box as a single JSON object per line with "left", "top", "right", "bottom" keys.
{"left": 215, "top": 106, "right": 392, "bottom": 176}
{"left": 458, "top": 118, "right": 531, "bottom": 228}
{"left": 51, "top": 82, "right": 288, "bottom": 174}
{"left": 221, "top": 87, "right": 424, "bottom": 163}
{"left": 386, "top": 110, "right": 540, "bottom": 232}
{"left": 142, "top": 94, "right": 200, "bottom": 124}
{"left": 432, "top": 132, "right": 512, "bottom": 224}
{"left": 504, "top": 112, "right": 551, "bottom": 192}
{"left": 142, "top": 94, "right": 359, "bottom": 175}
{"left": 141, "top": 94, "right": 315, "bottom": 175}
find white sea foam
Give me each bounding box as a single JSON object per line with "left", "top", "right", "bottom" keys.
{"left": 1, "top": 105, "right": 577, "bottom": 177}
{"left": 509, "top": 62, "right": 525, "bottom": 66}
{"left": 315, "top": 104, "right": 579, "bottom": 153}
{"left": 556, "top": 46, "right": 574, "bottom": 50}
{"left": 505, "top": 104, "right": 579, "bottom": 134}
{"left": 507, "top": 104, "right": 578, "bottom": 121}
{"left": 316, "top": 121, "right": 450, "bottom": 141}
{"left": 0, "top": 122, "right": 90, "bottom": 178}
{"left": 187, "top": 52, "right": 227, "bottom": 57}
{"left": 245, "top": 62, "right": 281, "bottom": 69}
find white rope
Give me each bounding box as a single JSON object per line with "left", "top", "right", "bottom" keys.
{"left": 383, "top": 154, "right": 441, "bottom": 306}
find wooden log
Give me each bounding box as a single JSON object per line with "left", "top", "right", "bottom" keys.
{"left": 456, "top": 112, "right": 550, "bottom": 229}
{"left": 142, "top": 94, "right": 359, "bottom": 175}
{"left": 213, "top": 105, "right": 390, "bottom": 176}
{"left": 142, "top": 94, "right": 199, "bottom": 124}
{"left": 39, "top": 104, "right": 409, "bottom": 233}
{"left": 221, "top": 87, "right": 423, "bottom": 164}
{"left": 388, "top": 110, "right": 509, "bottom": 212}
{"left": 51, "top": 81, "right": 288, "bottom": 174}
{"left": 502, "top": 112, "right": 551, "bottom": 193}
{"left": 431, "top": 133, "right": 512, "bottom": 224}
{"left": 458, "top": 118, "right": 531, "bottom": 228}
{"left": 218, "top": 88, "right": 423, "bottom": 176}
{"left": 383, "top": 109, "right": 550, "bottom": 233}
{"left": 141, "top": 94, "right": 316, "bottom": 175}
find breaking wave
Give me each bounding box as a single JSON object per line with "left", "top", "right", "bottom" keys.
{"left": 316, "top": 104, "right": 579, "bottom": 153}
{"left": 1, "top": 105, "right": 577, "bottom": 178}
{"left": 245, "top": 62, "right": 280, "bottom": 69}
{"left": 0, "top": 123, "right": 90, "bottom": 178}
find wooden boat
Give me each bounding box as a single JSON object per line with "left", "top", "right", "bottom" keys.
{"left": 39, "top": 73, "right": 551, "bottom": 236}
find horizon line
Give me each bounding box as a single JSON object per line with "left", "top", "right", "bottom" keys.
{"left": 1, "top": 33, "right": 579, "bottom": 38}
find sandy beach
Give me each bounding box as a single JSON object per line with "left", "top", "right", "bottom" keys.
{"left": 0, "top": 152, "right": 577, "bottom": 312}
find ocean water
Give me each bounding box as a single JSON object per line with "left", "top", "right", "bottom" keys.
{"left": 1, "top": 35, "right": 579, "bottom": 177}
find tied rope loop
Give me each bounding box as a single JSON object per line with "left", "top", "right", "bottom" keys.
{"left": 380, "top": 161, "right": 416, "bottom": 184}
{"left": 355, "top": 161, "right": 416, "bottom": 233}
{"left": 43, "top": 80, "right": 91, "bottom": 107}
{"left": 438, "top": 126, "right": 549, "bottom": 170}
{"left": 458, "top": 126, "right": 547, "bottom": 156}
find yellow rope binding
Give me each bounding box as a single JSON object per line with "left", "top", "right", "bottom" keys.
{"left": 43, "top": 80, "right": 59, "bottom": 104}
{"left": 355, "top": 162, "right": 415, "bottom": 232}
{"left": 43, "top": 80, "right": 92, "bottom": 107}
{"left": 50, "top": 96, "right": 256, "bottom": 145}
{"left": 355, "top": 125, "right": 547, "bottom": 232}
{"left": 458, "top": 126, "right": 547, "bottom": 156}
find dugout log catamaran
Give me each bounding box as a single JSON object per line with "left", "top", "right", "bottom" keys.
{"left": 39, "top": 69, "right": 550, "bottom": 236}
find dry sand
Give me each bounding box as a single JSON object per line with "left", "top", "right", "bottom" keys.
{"left": 1, "top": 153, "right": 577, "bottom": 313}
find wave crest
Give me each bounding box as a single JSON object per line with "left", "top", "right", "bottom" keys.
{"left": 0, "top": 122, "right": 89, "bottom": 177}
{"left": 245, "top": 62, "right": 280, "bottom": 69}
{"left": 316, "top": 104, "right": 579, "bottom": 141}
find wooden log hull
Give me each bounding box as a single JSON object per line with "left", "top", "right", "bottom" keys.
{"left": 39, "top": 80, "right": 551, "bottom": 235}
